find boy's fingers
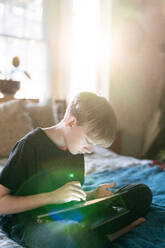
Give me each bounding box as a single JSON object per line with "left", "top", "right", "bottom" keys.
{"left": 69, "top": 181, "right": 87, "bottom": 198}
{"left": 101, "top": 182, "right": 116, "bottom": 189}
{"left": 71, "top": 181, "right": 81, "bottom": 186}
{"left": 71, "top": 187, "right": 87, "bottom": 198}
{"left": 69, "top": 181, "right": 82, "bottom": 189}
{"left": 108, "top": 182, "right": 116, "bottom": 187}
{"left": 71, "top": 191, "right": 86, "bottom": 201}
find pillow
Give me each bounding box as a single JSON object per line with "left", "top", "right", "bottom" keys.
{"left": 26, "top": 99, "right": 58, "bottom": 128}
{"left": 0, "top": 100, "right": 33, "bottom": 158}
{"left": 54, "top": 100, "right": 67, "bottom": 123}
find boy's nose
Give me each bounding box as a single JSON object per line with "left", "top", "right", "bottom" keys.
{"left": 83, "top": 145, "right": 93, "bottom": 153}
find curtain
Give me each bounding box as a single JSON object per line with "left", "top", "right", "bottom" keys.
{"left": 43, "top": 0, "right": 73, "bottom": 101}
{"left": 43, "top": 0, "right": 112, "bottom": 102}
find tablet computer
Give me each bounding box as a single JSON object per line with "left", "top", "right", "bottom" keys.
{"left": 37, "top": 191, "right": 130, "bottom": 232}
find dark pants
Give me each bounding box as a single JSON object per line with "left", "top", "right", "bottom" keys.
{"left": 4, "top": 184, "right": 153, "bottom": 248}
{"left": 93, "top": 183, "right": 152, "bottom": 235}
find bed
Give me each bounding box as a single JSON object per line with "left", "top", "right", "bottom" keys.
{"left": 85, "top": 147, "right": 165, "bottom": 248}
{"left": 0, "top": 145, "right": 165, "bottom": 248}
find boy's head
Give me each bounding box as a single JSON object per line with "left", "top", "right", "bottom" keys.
{"left": 63, "top": 92, "right": 117, "bottom": 151}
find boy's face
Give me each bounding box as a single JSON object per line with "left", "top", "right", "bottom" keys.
{"left": 64, "top": 115, "right": 94, "bottom": 155}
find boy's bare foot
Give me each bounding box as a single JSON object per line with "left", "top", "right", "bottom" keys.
{"left": 106, "top": 217, "right": 146, "bottom": 242}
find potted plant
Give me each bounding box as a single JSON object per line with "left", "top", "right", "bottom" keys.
{"left": 0, "top": 56, "right": 31, "bottom": 100}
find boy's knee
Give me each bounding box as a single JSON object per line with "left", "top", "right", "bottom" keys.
{"left": 135, "top": 183, "right": 152, "bottom": 209}
{"left": 116, "top": 183, "right": 152, "bottom": 218}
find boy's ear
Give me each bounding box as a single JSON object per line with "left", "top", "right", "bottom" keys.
{"left": 65, "top": 115, "right": 77, "bottom": 128}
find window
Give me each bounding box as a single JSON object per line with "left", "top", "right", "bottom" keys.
{"left": 0, "top": 0, "right": 46, "bottom": 100}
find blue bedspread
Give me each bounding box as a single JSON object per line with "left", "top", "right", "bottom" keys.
{"left": 83, "top": 164, "right": 165, "bottom": 248}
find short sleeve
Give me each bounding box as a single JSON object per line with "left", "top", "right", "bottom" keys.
{"left": 0, "top": 139, "right": 36, "bottom": 193}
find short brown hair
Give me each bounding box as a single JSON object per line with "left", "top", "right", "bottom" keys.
{"left": 64, "top": 92, "right": 117, "bottom": 148}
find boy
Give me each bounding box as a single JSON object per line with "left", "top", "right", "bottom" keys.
{"left": 0, "top": 92, "right": 152, "bottom": 248}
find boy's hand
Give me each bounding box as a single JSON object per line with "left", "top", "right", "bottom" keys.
{"left": 50, "top": 181, "right": 87, "bottom": 204}
{"left": 94, "top": 182, "right": 116, "bottom": 199}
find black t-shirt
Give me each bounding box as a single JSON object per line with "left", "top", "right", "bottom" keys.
{"left": 0, "top": 128, "right": 84, "bottom": 232}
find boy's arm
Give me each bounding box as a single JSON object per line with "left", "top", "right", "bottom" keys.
{"left": 0, "top": 184, "right": 53, "bottom": 214}
{"left": 0, "top": 181, "right": 86, "bottom": 214}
